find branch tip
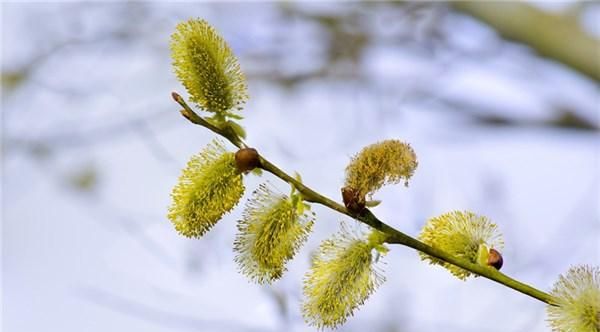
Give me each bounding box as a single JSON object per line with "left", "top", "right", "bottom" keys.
{"left": 171, "top": 91, "right": 183, "bottom": 103}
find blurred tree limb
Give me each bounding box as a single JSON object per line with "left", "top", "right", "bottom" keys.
{"left": 453, "top": 1, "right": 600, "bottom": 82}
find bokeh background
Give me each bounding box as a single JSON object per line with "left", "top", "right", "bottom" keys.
{"left": 2, "top": 2, "right": 599, "bottom": 332}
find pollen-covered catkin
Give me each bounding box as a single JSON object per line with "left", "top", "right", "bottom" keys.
{"left": 168, "top": 139, "right": 245, "bottom": 238}
{"left": 234, "top": 183, "right": 314, "bottom": 284}
{"left": 302, "top": 224, "right": 388, "bottom": 328}
{"left": 344, "top": 139, "right": 417, "bottom": 201}
{"left": 170, "top": 19, "right": 248, "bottom": 116}
{"left": 547, "top": 265, "right": 600, "bottom": 332}
{"left": 418, "top": 211, "right": 503, "bottom": 280}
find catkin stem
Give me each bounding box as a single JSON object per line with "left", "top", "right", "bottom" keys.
{"left": 172, "top": 92, "right": 555, "bottom": 305}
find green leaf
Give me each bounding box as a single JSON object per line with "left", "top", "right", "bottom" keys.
{"left": 224, "top": 112, "right": 244, "bottom": 120}
{"left": 476, "top": 243, "right": 489, "bottom": 266}
{"left": 227, "top": 120, "right": 247, "bottom": 139}
{"left": 365, "top": 200, "right": 381, "bottom": 208}
{"left": 296, "top": 199, "right": 305, "bottom": 215}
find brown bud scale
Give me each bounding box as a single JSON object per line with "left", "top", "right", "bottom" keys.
{"left": 235, "top": 148, "right": 261, "bottom": 173}
{"left": 171, "top": 91, "right": 182, "bottom": 102}
{"left": 487, "top": 248, "right": 503, "bottom": 270}
{"left": 341, "top": 186, "right": 366, "bottom": 214}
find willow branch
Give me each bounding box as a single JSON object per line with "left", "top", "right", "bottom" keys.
{"left": 172, "top": 92, "right": 555, "bottom": 305}
{"left": 172, "top": 92, "right": 246, "bottom": 148}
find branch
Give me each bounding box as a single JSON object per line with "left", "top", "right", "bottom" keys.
{"left": 452, "top": 1, "right": 600, "bottom": 82}
{"left": 172, "top": 92, "right": 555, "bottom": 305}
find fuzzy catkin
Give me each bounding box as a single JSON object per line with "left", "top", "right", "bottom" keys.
{"left": 418, "top": 210, "right": 503, "bottom": 280}
{"left": 234, "top": 183, "right": 314, "bottom": 284}
{"left": 547, "top": 265, "right": 600, "bottom": 332}
{"left": 302, "top": 224, "right": 387, "bottom": 328}
{"left": 344, "top": 139, "right": 417, "bottom": 199}
{"left": 170, "top": 19, "right": 248, "bottom": 116}
{"left": 168, "top": 139, "right": 245, "bottom": 238}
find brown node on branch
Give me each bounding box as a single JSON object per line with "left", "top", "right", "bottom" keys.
{"left": 341, "top": 186, "right": 366, "bottom": 214}
{"left": 487, "top": 248, "right": 504, "bottom": 270}
{"left": 235, "top": 148, "right": 261, "bottom": 173}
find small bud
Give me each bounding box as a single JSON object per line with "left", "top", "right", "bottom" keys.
{"left": 487, "top": 248, "right": 503, "bottom": 270}
{"left": 341, "top": 186, "right": 366, "bottom": 214}
{"left": 171, "top": 91, "right": 182, "bottom": 103}
{"left": 179, "top": 109, "right": 193, "bottom": 122}
{"left": 235, "top": 148, "right": 260, "bottom": 173}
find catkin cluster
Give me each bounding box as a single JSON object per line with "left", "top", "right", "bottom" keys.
{"left": 167, "top": 18, "right": 600, "bottom": 331}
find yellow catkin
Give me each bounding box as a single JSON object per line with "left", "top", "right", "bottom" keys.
{"left": 234, "top": 183, "right": 314, "bottom": 284}
{"left": 170, "top": 19, "right": 248, "bottom": 116}
{"left": 344, "top": 139, "right": 417, "bottom": 199}
{"left": 302, "top": 224, "right": 387, "bottom": 328}
{"left": 547, "top": 265, "right": 600, "bottom": 332}
{"left": 168, "top": 139, "right": 244, "bottom": 238}
{"left": 418, "top": 211, "right": 503, "bottom": 280}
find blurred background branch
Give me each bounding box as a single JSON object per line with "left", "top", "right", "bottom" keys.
{"left": 453, "top": 1, "right": 600, "bottom": 82}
